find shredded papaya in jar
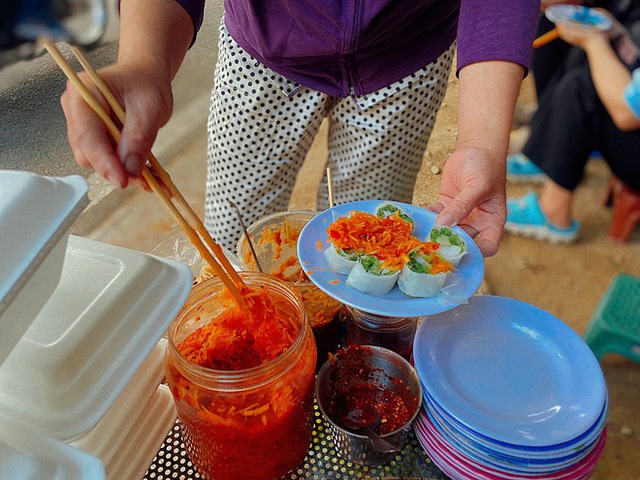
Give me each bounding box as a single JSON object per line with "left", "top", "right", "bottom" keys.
{"left": 177, "top": 285, "right": 299, "bottom": 370}
{"left": 167, "top": 276, "right": 317, "bottom": 480}
{"left": 239, "top": 216, "right": 341, "bottom": 328}
{"left": 257, "top": 217, "right": 301, "bottom": 261}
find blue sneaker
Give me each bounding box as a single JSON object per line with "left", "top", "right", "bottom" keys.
{"left": 506, "top": 153, "right": 546, "bottom": 183}
{"left": 506, "top": 192, "right": 580, "bottom": 243}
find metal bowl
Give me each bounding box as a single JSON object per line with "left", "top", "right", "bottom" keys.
{"left": 315, "top": 345, "right": 423, "bottom": 466}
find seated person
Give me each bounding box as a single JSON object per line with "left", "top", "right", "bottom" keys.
{"left": 505, "top": 3, "right": 640, "bottom": 243}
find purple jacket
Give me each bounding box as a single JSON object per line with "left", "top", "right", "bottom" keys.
{"left": 176, "top": 0, "right": 539, "bottom": 97}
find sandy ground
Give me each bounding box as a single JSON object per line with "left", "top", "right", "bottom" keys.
{"left": 85, "top": 74, "right": 640, "bottom": 479}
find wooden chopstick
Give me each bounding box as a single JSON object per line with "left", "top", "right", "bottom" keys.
{"left": 326, "top": 166, "right": 335, "bottom": 208}
{"left": 533, "top": 28, "right": 559, "bottom": 49}
{"left": 41, "top": 39, "right": 246, "bottom": 306}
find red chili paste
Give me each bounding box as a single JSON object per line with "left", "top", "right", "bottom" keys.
{"left": 327, "top": 346, "right": 419, "bottom": 435}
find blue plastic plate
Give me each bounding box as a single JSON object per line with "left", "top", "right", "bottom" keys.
{"left": 413, "top": 296, "right": 607, "bottom": 447}
{"left": 546, "top": 5, "right": 612, "bottom": 31}
{"left": 296, "top": 200, "right": 484, "bottom": 317}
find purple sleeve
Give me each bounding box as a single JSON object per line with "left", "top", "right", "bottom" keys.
{"left": 457, "top": 0, "right": 540, "bottom": 74}
{"left": 173, "top": 0, "right": 205, "bottom": 42}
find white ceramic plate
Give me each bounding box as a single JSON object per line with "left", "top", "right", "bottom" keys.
{"left": 413, "top": 296, "right": 607, "bottom": 447}
{"left": 0, "top": 235, "right": 192, "bottom": 441}
{"left": 297, "top": 200, "right": 484, "bottom": 317}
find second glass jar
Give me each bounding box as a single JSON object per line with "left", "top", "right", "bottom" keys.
{"left": 345, "top": 305, "right": 419, "bottom": 361}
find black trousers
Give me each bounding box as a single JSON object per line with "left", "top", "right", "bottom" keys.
{"left": 523, "top": 17, "right": 640, "bottom": 192}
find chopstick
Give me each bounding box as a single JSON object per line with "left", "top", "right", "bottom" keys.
{"left": 41, "top": 39, "right": 246, "bottom": 306}
{"left": 326, "top": 166, "right": 335, "bottom": 208}
{"left": 228, "top": 199, "right": 263, "bottom": 273}
{"left": 532, "top": 28, "right": 559, "bottom": 49}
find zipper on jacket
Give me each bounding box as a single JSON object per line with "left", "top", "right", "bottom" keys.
{"left": 341, "top": 0, "right": 363, "bottom": 100}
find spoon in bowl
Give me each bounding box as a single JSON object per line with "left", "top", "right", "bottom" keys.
{"left": 341, "top": 406, "right": 401, "bottom": 454}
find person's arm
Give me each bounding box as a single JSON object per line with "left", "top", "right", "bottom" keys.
{"left": 431, "top": 61, "right": 524, "bottom": 257}
{"left": 60, "top": 0, "right": 194, "bottom": 188}
{"left": 428, "top": 0, "right": 538, "bottom": 257}
{"left": 556, "top": 22, "right": 639, "bottom": 131}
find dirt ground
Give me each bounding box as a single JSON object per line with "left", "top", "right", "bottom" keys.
{"left": 86, "top": 73, "right": 640, "bottom": 479}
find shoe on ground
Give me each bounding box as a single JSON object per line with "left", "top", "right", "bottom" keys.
{"left": 505, "top": 191, "right": 580, "bottom": 244}
{"left": 506, "top": 153, "right": 546, "bottom": 183}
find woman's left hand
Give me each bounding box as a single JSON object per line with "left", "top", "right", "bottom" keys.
{"left": 428, "top": 145, "right": 506, "bottom": 257}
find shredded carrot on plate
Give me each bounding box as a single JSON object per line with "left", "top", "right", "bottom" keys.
{"left": 326, "top": 210, "right": 423, "bottom": 271}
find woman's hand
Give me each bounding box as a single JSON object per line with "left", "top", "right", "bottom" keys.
{"left": 59, "top": 0, "right": 194, "bottom": 190}
{"left": 60, "top": 63, "right": 174, "bottom": 190}
{"left": 432, "top": 60, "right": 523, "bottom": 257}
{"left": 428, "top": 146, "right": 506, "bottom": 257}
{"left": 556, "top": 9, "right": 622, "bottom": 51}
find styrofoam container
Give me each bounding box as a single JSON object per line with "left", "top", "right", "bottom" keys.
{"left": 0, "top": 411, "right": 104, "bottom": 480}
{"left": 0, "top": 171, "right": 89, "bottom": 367}
{"left": 105, "top": 384, "right": 177, "bottom": 480}
{"left": 0, "top": 234, "right": 192, "bottom": 442}
{"left": 70, "top": 338, "right": 168, "bottom": 466}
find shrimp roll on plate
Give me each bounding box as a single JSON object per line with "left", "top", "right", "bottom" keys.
{"left": 398, "top": 248, "right": 454, "bottom": 298}
{"left": 428, "top": 226, "right": 467, "bottom": 267}
{"left": 346, "top": 255, "right": 400, "bottom": 296}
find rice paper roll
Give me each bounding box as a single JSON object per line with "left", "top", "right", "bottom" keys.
{"left": 346, "top": 255, "right": 400, "bottom": 296}
{"left": 398, "top": 249, "right": 453, "bottom": 298}
{"left": 324, "top": 243, "right": 360, "bottom": 274}
{"left": 428, "top": 226, "right": 467, "bottom": 267}
{"left": 375, "top": 202, "right": 414, "bottom": 227}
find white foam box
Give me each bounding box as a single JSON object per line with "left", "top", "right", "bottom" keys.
{"left": 105, "top": 384, "right": 177, "bottom": 480}
{"left": 0, "top": 171, "right": 89, "bottom": 366}
{"left": 0, "top": 411, "right": 105, "bottom": 480}
{"left": 0, "top": 235, "right": 193, "bottom": 442}
{"left": 70, "top": 339, "right": 168, "bottom": 466}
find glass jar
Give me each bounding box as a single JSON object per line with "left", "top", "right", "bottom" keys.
{"left": 345, "top": 306, "right": 418, "bottom": 361}
{"left": 165, "top": 272, "right": 317, "bottom": 480}
{"left": 236, "top": 210, "right": 341, "bottom": 371}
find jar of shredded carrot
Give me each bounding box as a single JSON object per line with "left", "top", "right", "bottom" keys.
{"left": 165, "top": 272, "right": 317, "bottom": 480}
{"left": 236, "top": 211, "right": 341, "bottom": 371}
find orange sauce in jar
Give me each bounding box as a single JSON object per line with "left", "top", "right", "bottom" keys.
{"left": 165, "top": 273, "right": 317, "bottom": 480}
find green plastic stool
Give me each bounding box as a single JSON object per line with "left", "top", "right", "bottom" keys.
{"left": 583, "top": 273, "right": 640, "bottom": 362}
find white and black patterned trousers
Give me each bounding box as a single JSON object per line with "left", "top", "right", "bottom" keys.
{"left": 205, "top": 22, "right": 454, "bottom": 251}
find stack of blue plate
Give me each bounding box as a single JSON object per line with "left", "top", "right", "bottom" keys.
{"left": 412, "top": 296, "right": 608, "bottom": 480}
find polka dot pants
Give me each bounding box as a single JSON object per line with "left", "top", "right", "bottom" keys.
{"left": 205, "top": 22, "right": 454, "bottom": 251}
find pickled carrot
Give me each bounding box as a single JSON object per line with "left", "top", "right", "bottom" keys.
{"left": 326, "top": 211, "right": 423, "bottom": 271}
{"left": 178, "top": 286, "right": 298, "bottom": 370}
